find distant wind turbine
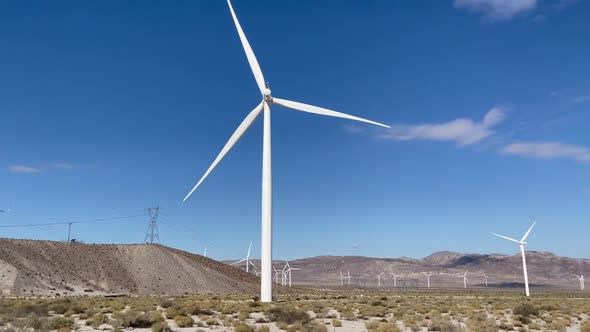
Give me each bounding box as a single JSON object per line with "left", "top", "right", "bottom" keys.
{"left": 483, "top": 274, "right": 488, "bottom": 287}
{"left": 347, "top": 269, "right": 352, "bottom": 285}
{"left": 181, "top": 0, "right": 390, "bottom": 303}
{"left": 231, "top": 242, "right": 257, "bottom": 273}
{"left": 391, "top": 272, "right": 399, "bottom": 287}
{"left": 423, "top": 272, "right": 434, "bottom": 288}
{"left": 574, "top": 273, "right": 585, "bottom": 291}
{"left": 492, "top": 221, "right": 536, "bottom": 296}
{"left": 462, "top": 271, "right": 469, "bottom": 289}
{"left": 339, "top": 269, "right": 344, "bottom": 286}
{"left": 377, "top": 272, "right": 384, "bottom": 288}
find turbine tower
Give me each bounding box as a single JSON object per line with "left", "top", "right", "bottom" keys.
{"left": 144, "top": 206, "right": 160, "bottom": 244}
{"left": 339, "top": 269, "right": 344, "bottom": 286}
{"left": 182, "top": 0, "right": 390, "bottom": 303}
{"left": 483, "top": 274, "right": 488, "bottom": 287}
{"left": 347, "top": 269, "right": 352, "bottom": 285}
{"left": 492, "top": 221, "right": 536, "bottom": 296}
{"left": 423, "top": 272, "right": 434, "bottom": 288}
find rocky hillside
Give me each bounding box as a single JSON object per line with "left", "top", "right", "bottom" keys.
{"left": 0, "top": 239, "right": 260, "bottom": 297}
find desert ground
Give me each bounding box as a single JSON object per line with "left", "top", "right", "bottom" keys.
{"left": 1, "top": 290, "right": 589, "bottom": 332}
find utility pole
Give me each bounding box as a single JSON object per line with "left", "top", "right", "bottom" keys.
{"left": 144, "top": 206, "right": 160, "bottom": 244}
{"left": 67, "top": 222, "right": 73, "bottom": 242}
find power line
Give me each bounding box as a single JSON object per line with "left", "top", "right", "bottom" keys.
{"left": 0, "top": 214, "right": 146, "bottom": 228}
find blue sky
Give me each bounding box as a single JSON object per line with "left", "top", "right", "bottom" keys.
{"left": 1, "top": 0, "right": 589, "bottom": 260}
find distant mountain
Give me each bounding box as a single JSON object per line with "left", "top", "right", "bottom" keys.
{"left": 0, "top": 239, "right": 260, "bottom": 297}
{"left": 271, "top": 251, "right": 590, "bottom": 289}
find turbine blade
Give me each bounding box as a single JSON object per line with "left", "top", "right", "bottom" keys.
{"left": 249, "top": 260, "right": 259, "bottom": 271}
{"left": 183, "top": 102, "right": 264, "bottom": 201}
{"left": 520, "top": 221, "right": 536, "bottom": 242}
{"left": 273, "top": 98, "right": 390, "bottom": 128}
{"left": 247, "top": 241, "right": 252, "bottom": 259}
{"left": 492, "top": 233, "right": 521, "bottom": 244}
{"left": 226, "top": 0, "right": 266, "bottom": 94}
{"left": 231, "top": 258, "right": 247, "bottom": 265}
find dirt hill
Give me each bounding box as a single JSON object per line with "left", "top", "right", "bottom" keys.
{"left": 0, "top": 239, "right": 259, "bottom": 297}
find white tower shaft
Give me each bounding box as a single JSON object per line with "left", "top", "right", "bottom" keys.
{"left": 261, "top": 102, "right": 273, "bottom": 302}
{"left": 520, "top": 243, "right": 530, "bottom": 297}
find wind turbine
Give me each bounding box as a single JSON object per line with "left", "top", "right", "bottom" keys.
{"left": 339, "top": 269, "right": 344, "bottom": 286}
{"left": 574, "top": 274, "right": 585, "bottom": 291}
{"left": 273, "top": 267, "right": 280, "bottom": 284}
{"left": 423, "top": 272, "right": 433, "bottom": 288}
{"left": 231, "top": 242, "right": 256, "bottom": 273}
{"left": 377, "top": 272, "right": 384, "bottom": 288}
{"left": 492, "top": 221, "right": 536, "bottom": 296}
{"left": 391, "top": 272, "right": 399, "bottom": 287}
{"left": 281, "top": 263, "right": 289, "bottom": 286}
{"left": 284, "top": 260, "right": 301, "bottom": 288}
{"left": 483, "top": 274, "right": 488, "bottom": 287}
{"left": 182, "top": 0, "right": 390, "bottom": 303}
{"left": 462, "top": 271, "right": 468, "bottom": 289}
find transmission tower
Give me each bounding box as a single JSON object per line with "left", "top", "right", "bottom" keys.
{"left": 144, "top": 206, "right": 160, "bottom": 244}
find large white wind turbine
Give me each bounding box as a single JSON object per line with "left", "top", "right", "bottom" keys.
{"left": 182, "top": 0, "right": 390, "bottom": 303}
{"left": 231, "top": 242, "right": 257, "bottom": 273}
{"left": 423, "top": 272, "right": 434, "bottom": 288}
{"left": 574, "top": 273, "right": 585, "bottom": 291}
{"left": 492, "top": 221, "right": 536, "bottom": 296}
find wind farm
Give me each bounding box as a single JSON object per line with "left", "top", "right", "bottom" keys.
{"left": 2, "top": 0, "right": 590, "bottom": 331}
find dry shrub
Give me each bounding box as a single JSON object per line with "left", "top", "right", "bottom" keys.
{"left": 268, "top": 306, "right": 310, "bottom": 324}
{"left": 175, "top": 315, "right": 194, "bottom": 327}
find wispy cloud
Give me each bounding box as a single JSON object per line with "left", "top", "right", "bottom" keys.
{"left": 7, "top": 162, "right": 92, "bottom": 174}
{"left": 378, "top": 107, "right": 506, "bottom": 146}
{"left": 8, "top": 165, "right": 41, "bottom": 173}
{"left": 48, "top": 162, "right": 78, "bottom": 169}
{"left": 454, "top": 0, "right": 538, "bottom": 21}
{"left": 500, "top": 141, "right": 590, "bottom": 162}
{"left": 571, "top": 95, "right": 590, "bottom": 104}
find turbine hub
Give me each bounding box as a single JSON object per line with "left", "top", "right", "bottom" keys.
{"left": 263, "top": 87, "right": 273, "bottom": 102}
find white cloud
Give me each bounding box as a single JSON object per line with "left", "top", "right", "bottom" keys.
{"left": 378, "top": 107, "right": 506, "bottom": 146}
{"left": 500, "top": 141, "right": 590, "bottom": 162}
{"left": 49, "top": 162, "right": 76, "bottom": 169}
{"left": 8, "top": 165, "right": 41, "bottom": 173}
{"left": 571, "top": 95, "right": 590, "bottom": 104}
{"left": 454, "top": 0, "right": 538, "bottom": 21}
